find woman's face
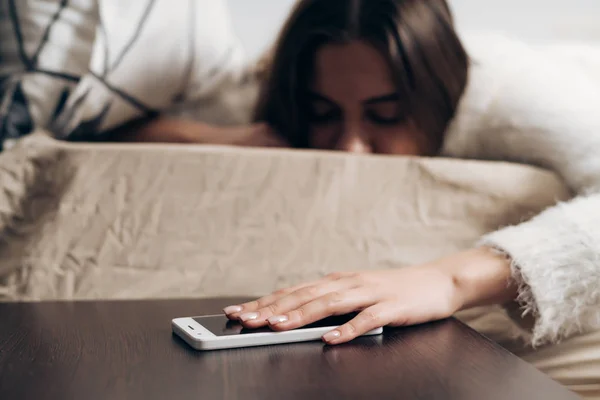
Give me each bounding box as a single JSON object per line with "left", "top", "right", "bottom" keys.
{"left": 306, "top": 40, "right": 428, "bottom": 155}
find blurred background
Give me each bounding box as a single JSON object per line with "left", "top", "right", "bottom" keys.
{"left": 228, "top": 0, "right": 600, "bottom": 61}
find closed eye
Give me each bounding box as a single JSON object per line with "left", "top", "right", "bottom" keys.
{"left": 365, "top": 110, "right": 404, "bottom": 125}
{"left": 305, "top": 92, "right": 342, "bottom": 124}
{"left": 364, "top": 102, "right": 405, "bottom": 126}
{"left": 308, "top": 107, "right": 341, "bottom": 124}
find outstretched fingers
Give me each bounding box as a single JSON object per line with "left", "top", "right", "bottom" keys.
{"left": 321, "top": 303, "right": 396, "bottom": 345}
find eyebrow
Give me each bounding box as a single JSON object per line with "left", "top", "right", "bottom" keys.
{"left": 306, "top": 91, "right": 399, "bottom": 105}
{"left": 306, "top": 91, "right": 335, "bottom": 104}
{"left": 363, "top": 93, "right": 399, "bottom": 105}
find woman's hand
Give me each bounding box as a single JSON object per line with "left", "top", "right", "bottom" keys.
{"left": 223, "top": 247, "right": 516, "bottom": 345}
{"left": 184, "top": 120, "right": 288, "bottom": 147}
{"left": 219, "top": 122, "right": 288, "bottom": 147}
{"left": 225, "top": 266, "right": 460, "bottom": 344}
{"left": 113, "top": 117, "right": 288, "bottom": 147}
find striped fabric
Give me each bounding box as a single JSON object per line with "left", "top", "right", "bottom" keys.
{"left": 0, "top": 0, "right": 245, "bottom": 150}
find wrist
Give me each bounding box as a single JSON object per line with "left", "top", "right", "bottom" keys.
{"left": 432, "top": 247, "right": 517, "bottom": 312}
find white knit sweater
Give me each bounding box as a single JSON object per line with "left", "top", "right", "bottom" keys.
{"left": 442, "top": 34, "right": 600, "bottom": 346}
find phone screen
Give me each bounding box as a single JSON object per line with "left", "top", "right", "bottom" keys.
{"left": 193, "top": 314, "right": 358, "bottom": 337}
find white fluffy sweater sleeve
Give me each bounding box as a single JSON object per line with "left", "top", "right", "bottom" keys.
{"left": 442, "top": 34, "right": 600, "bottom": 346}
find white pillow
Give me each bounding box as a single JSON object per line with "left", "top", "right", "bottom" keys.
{"left": 0, "top": 0, "right": 246, "bottom": 147}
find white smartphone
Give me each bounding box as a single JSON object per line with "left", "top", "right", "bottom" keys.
{"left": 172, "top": 313, "right": 383, "bottom": 351}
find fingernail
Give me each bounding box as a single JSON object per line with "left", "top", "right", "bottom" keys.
{"left": 239, "top": 312, "right": 260, "bottom": 322}
{"left": 223, "top": 306, "right": 243, "bottom": 314}
{"left": 268, "top": 315, "right": 288, "bottom": 325}
{"left": 323, "top": 330, "right": 341, "bottom": 343}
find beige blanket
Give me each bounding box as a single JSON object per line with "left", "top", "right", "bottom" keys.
{"left": 0, "top": 132, "right": 570, "bottom": 305}
{"left": 2, "top": 133, "right": 594, "bottom": 397}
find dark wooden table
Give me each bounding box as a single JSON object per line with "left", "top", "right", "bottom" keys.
{"left": 0, "top": 299, "right": 578, "bottom": 400}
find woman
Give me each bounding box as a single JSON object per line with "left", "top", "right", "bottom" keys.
{"left": 223, "top": 0, "right": 600, "bottom": 396}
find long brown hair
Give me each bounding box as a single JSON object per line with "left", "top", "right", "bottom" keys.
{"left": 253, "top": 0, "right": 469, "bottom": 153}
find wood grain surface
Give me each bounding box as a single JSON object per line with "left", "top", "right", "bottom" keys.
{"left": 0, "top": 299, "right": 578, "bottom": 400}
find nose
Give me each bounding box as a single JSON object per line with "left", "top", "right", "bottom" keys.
{"left": 334, "top": 126, "right": 371, "bottom": 154}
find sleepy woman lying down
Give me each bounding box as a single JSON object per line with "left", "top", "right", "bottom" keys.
{"left": 221, "top": 0, "right": 600, "bottom": 396}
